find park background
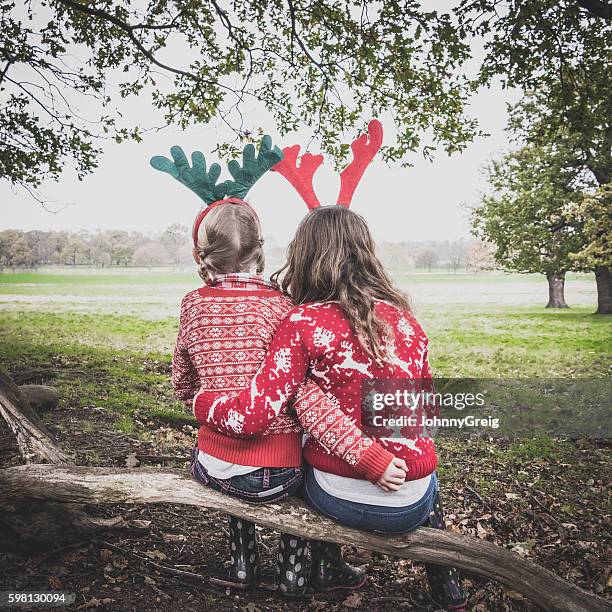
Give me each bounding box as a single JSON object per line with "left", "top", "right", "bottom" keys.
{"left": 0, "top": 1, "right": 610, "bottom": 611}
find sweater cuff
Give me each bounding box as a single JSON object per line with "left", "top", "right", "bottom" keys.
{"left": 354, "top": 443, "right": 395, "bottom": 484}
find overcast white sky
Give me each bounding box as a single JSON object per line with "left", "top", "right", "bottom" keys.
{"left": 0, "top": 5, "right": 520, "bottom": 245}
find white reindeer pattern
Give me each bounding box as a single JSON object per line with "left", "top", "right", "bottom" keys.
{"left": 207, "top": 394, "right": 229, "bottom": 422}
{"left": 270, "top": 348, "right": 292, "bottom": 378}
{"left": 264, "top": 383, "right": 293, "bottom": 417}
{"left": 413, "top": 339, "right": 427, "bottom": 372}
{"left": 289, "top": 310, "right": 314, "bottom": 324}
{"left": 310, "top": 363, "right": 331, "bottom": 386}
{"left": 313, "top": 327, "right": 335, "bottom": 352}
{"left": 385, "top": 338, "right": 412, "bottom": 374}
{"left": 225, "top": 408, "right": 245, "bottom": 434}
{"left": 332, "top": 341, "right": 372, "bottom": 377}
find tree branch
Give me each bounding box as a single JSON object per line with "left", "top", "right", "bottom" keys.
{"left": 52, "top": 0, "right": 304, "bottom": 137}
{"left": 0, "top": 59, "right": 13, "bottom": 86}
{"left": 54, "top": 0, "right": 211, "bottom": 84}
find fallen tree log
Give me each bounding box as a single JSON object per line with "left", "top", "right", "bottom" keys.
{"left": 0, "top": 371, "right": 135, "bottom": 551}
{"left": 0, "top": 464, "right": 609, "bottom": 612}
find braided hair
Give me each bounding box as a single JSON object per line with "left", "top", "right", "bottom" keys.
{"left": 193, "top": 204, "right": 265, "bottom": 284}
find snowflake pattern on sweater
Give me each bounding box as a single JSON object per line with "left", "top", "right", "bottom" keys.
{"left": 174, "top": 276, "right": 392, "bottom": 480}
{"left": 194, "top": 300, "right": 439, "bottom": 482}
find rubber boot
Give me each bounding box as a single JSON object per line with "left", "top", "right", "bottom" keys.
{"left": 309, "top": 541, "right": 366, "bottom": 592}
{"left": 275, "top": 533, "right": 309, "bottom": 598}
{"left": 425, "top": 563, "right": 467, "bottom": 612}
{"left": 424, "top": 490, "right": 467, "bottom": 611}
{"left": 210, "top": 516, "right": 258, "bottom": 590}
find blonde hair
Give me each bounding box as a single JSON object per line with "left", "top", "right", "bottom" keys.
{"left": 194, "top": 204, "right": 265, "bottom": 283}
{"left": 272, "top": 206, "right": 411, "bottom": 362}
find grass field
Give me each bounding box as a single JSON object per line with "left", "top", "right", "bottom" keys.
{"left": 1, "top": 267, "right": 609, "bottom": 431}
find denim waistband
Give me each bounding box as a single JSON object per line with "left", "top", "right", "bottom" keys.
{"left": 190, "top": 445, "right": 303, "bottom": 505}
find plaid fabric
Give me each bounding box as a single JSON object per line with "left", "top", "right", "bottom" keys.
{"left": 212, "top": 273, "right": 277, "bottom": 291}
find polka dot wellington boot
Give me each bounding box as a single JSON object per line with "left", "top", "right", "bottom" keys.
{"left": 309, "top": 541, "right": 366, "bottom": 592}
{"left": 210, "top": 516, "right": 259, "bottom": 590}
{"left": 275, "top": 533, "right": 309, "bottom": 598}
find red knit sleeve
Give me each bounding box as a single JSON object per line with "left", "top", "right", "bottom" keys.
{"left": 171, "top": 303, "right": 199, "bottom": 406}
{"left": 420, "top": 346, "right": 439, "bottom": 421}
{"left": 193, "top": 313, "right": 310, "bottom": 437}
{"left": 293, "top": 380, "right": 394, "bottom": 483}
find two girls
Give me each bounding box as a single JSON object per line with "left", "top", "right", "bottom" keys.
{"left": 172, "top": 201, "right": 393, "bottom": 596}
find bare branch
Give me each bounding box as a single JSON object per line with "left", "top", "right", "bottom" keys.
{"left": 0, "top": 59, "right": 13, "bottom": 86}
{"left": 54, "top": 0, "right": 213, "bottom": 85}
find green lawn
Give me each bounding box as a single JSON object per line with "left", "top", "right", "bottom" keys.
{"left": 423, "top": 306, "right": 610, "bottom": 377}
{"left": 2, "top": 268, "right": 609, "bottom": 607}
{"left": 1, "top": 268, "right": 609, "bottom": 436}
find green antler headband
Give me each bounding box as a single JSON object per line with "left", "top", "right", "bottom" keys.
{"left": 223, "top": 135, "right": 284, "bottom": 199}
{"left": 150, "top": 146, "right": 228, "bottom": 204}
{"left": 150, "top": 135, "right": 284, "bottom": 244}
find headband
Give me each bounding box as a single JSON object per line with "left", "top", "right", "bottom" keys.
{"left": 191, "top": 197, "right": 258, "bottom": 246}
{"left": 150, "top": 136, "right": 282, "bottom": 246}
{"left": 150, "top": 120, "right": 383, "bottom": 246}
{"left": 272, "top": 119, "right": 383, "bottom": 209}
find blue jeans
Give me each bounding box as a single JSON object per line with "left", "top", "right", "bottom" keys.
{"left": 304, "top": 466, "right": 437, "bottom": 534}
{"left": 190, "top": 446, "right": 303, "bottom": 505}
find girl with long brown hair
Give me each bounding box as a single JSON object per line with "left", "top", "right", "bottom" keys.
{"left": 195, "top": 206, "right": 466, "bottom": 610}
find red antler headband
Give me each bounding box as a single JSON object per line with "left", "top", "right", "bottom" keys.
{"left": 271, "top": 119, "right": 383, "bottom": 209}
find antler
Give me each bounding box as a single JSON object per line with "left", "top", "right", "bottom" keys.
{"left": 271, "top": 145, "right": 324, "bottom": 210}
{"left": 336, "top": 119, "right": 383, "bottom": 207}
{"left": 150, "top": 146, "right": 228, "bottom": 204}
{"left": 223, "top": 135, "right": 284, "bottom": 199}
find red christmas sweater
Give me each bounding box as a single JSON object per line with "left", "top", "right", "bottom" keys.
{"left": 174, "top": 274, "right": 393, "bottom": 480}
{"left": 194, "top": 300, "right": 439, "bottom": 482}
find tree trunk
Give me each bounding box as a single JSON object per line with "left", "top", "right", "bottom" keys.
{"left": 0, "top": 372, "right": 70, "bottom": 465}
{"left": 594, "top": 266, "right": 612, "bottom": 314}
{"left": 0, "top": 465, "right": 609, "bottom": 612}
{"left": 545, "top": 271, "right": 569, "bottom": 308}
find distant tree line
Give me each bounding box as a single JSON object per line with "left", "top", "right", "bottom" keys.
{"left": 379, "top": 239, "right": 495, "bottom": 274}
{"left": 0, "top": 228, "right": 492, "bottom": 275}
{"left": 249, "top": 238, "right": 495, "bottom": 274}
{"left": 0, "top": 224, "right": 192, "bottom": 270}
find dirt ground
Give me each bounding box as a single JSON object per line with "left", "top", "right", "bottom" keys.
{"left": 2, "top": 390, "right": 611, "bottom": 612}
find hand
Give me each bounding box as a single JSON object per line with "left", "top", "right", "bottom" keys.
{"left": 375, "top": 458, "right": 408, "bottom": 492}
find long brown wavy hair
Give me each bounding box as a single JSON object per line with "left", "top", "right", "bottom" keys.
{"left": 272, "top": 206, "right": 411, "bottom": 361}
